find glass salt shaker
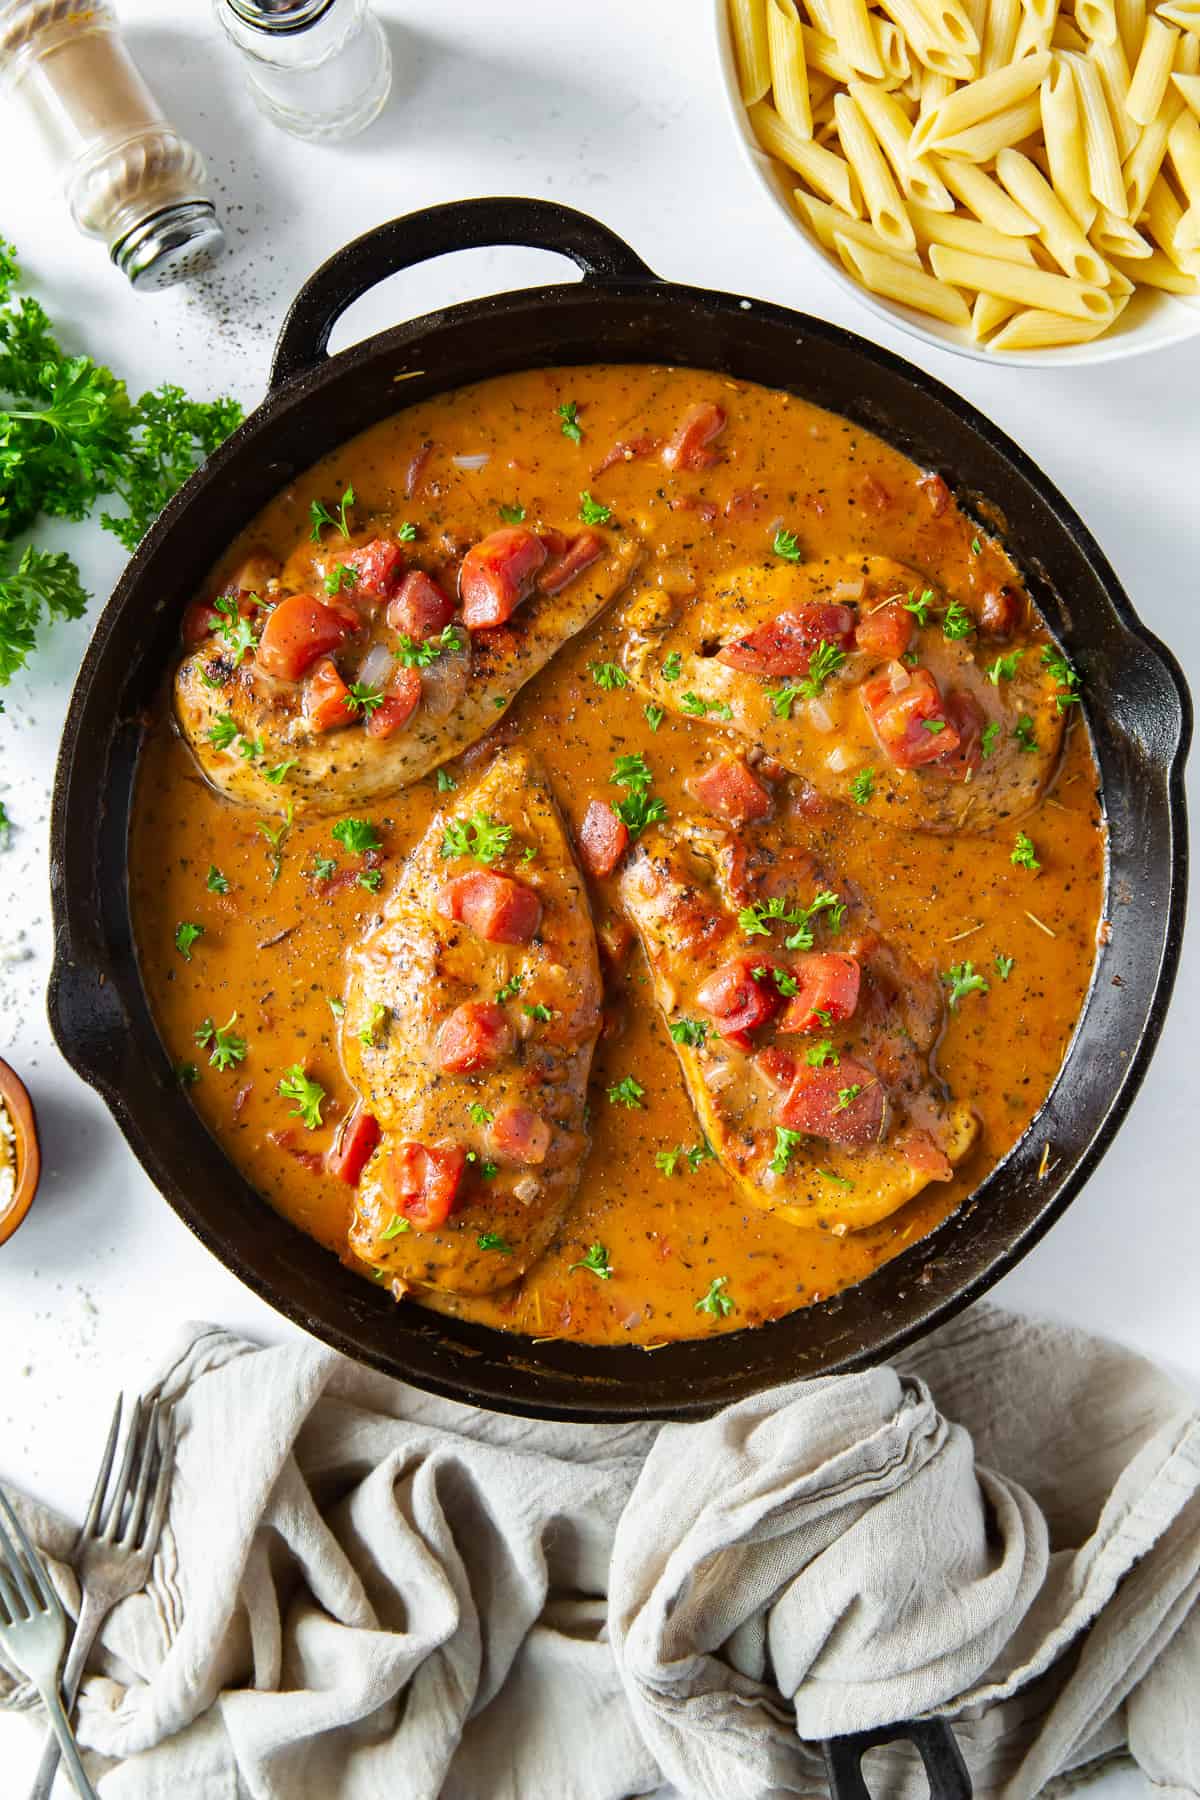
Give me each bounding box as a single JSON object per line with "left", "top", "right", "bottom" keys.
{"left": 0, "top": 0, "right": 224, "bottom": 289}
{"left": 215, "top": 0, "right": 392, "bottom": 142}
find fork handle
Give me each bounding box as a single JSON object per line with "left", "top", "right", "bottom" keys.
{"left": 29, "top": 1592, "right": 105, "bottom": 1800}
{"left": 32, "top": 1680, "right": 99, "bottom": 1800}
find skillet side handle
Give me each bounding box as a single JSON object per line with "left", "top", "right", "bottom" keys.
{"left": 269, "top": 196, "right": 658, "bottom": 390}
{"left": 822, "top": 1719, "right": 971, "bottom": 1800}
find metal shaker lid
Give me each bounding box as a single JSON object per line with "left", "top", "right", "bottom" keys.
{"left": 110, "top": 200, "right": 225, "bottom": 290}
{"left": 222, "top": 0, "right": 337, "bottom": 30}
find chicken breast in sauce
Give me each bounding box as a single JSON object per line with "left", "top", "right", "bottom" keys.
{"left": 618, "top": 820, "right": 979, "bottom": 1231}
{"left": 623, "top": 554, "right": 1066, "bottom": 835}
{"left": 174, "top": 520, "right": 641, "bottom": 814}
{"left": 342, "top": 747, "right": 603, "bottom": 1297}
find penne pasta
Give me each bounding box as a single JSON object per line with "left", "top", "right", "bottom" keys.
{"left": 1167, "top": 107, "right": 1200, "bottom": 246}
{"left": 793, "top": 188, "right": 924, "bottom": 259}
{"left": 1065, "top": 51, "right": 1127, "bottom": 210}
{"left": 1013, "top": 13, "right": 1054, "bottom": 60}
{"left": 1091, "top": 202, "right": 1153, "bottom": 254}
{"left": 801, "top": 22, "right": 854, "bottom": 80}
{"left": 768, "top": 0, "right": 815, "bottom": 136}
{"left": 875, "top": 18, "right": 914, "bottom": 79}
{"left": 1180, "top": 32, "right": 1200, "bottom": 74}
{"left": 963, "top": 0, "right": 990, "bottom": 51}
{"left": 982, "top": 0, "right": 1023, "bottom": 70}
{"left": 1126, "top": 17, "right": 1180, "bottom": 124}
{"left": 826, "top": 0, "right": 886, "bottom": 76}
{"left": 1075, "top": 0, "right": 1118, "bottom": 48}
{"left": 1051, "top": 18, "right": 1089, "bottom": 52}
{"left": 1114, "top": 0, "right": 1146, "bottom": 68}
{"left": 731, "top": 0, "right": 773, "bottom": 102}
{"left": 875, "top": 0, "right": 976, "bottom": 74}
{"left": 913, "top": 48, "right": 1050, "bottom": 150}
{"left": 988, "top": 304, "right": 1124, "bottom": 346}
{"left": 1173, "top": 72, "right": 1200, "bottom": 120}
{"left": 834, "top": 91, "right": 919, "bottom": 245}
{"left": 936, "top": 152, "right": 1042, "bottom": 226}
{"left": 1088, "top": 37, "right": 1140, "bottom": 160}
{"left": 849, "top": 80, "right": 957, "bottom": 205}
{"left": 750, "top": 99, "right": 864, "bottom": 209}
{"left": 996, "top": 145, "right": 1110, "bottom": 275}
{"left": 919, "top": 68, "right": 958, "bottom": 120}
{"left": 1041, "top": 58, "right": 1097, "bottom": 229}
{"left": 1158, "top": 0, "right": 1200, "bottom": 35}
{"left": 933, "top": 93, "right": 1044, "bottom": 157}
{"left": 1111, "top": 246, "right": 1199, "bottom": 285}
{"left": 928, "top": 239, "right": 1114, "bottom": 310}
{"left": 903, "top": 0, "right": 982, "bottom": 59}
{"left": 832, "top": 230, "right": 975, "bottom": 319}
{"left": 1123, "top": 86, "right": 1185, "bottom": 213}
{"left": 801, "top": 0, "right": 837, "bottom": 33}
{"left": 1144, "top": 172, "right": 1200, "bottom": 269}
{"left": 1105, "top": 262, "right": 1136, "bottom": 295}
{"left": 909, "top": 197, "right": 1039, "bottom": 253}
{"left": 971, "top": 290, "right": 1021, "bottom": 333}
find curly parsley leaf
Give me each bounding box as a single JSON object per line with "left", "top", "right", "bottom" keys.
{"left": 174, "top": 921, "right": 203, "bottom": 960}
{"left": 769, "top": 1126, "right": 805, "bottom": 1175}
{"left": 695, "top": 1276, "right": 734, "bottom": 1317}
{"left": 669, "top": 1017, "right": 708, "bottom": 1047}
{"left": 773, "top": 527, "right": 802, "bottom": 562}
{"left": 332, "top": 817, "right": 381, "bottom": 856}
{"left": 579, "top": 490, "right": 612, "bottom": 525}
{"left": 568, "top": 1242, "right": 612, "bottom": 1279}
{"left": 942, "top": 961, "right": 990, "bottom": 1007}
{"left": 498, "top": 502, "right": 525, "bottom": 525}
{"left": 309, "top": 485, "right": 355, "bottom": 541}
{"left": 440, "top": 811, "right": 512, "bottom": 864}
{"left": 607, "top": 1074, "right": 645, "bottom": 1109}
{"left": 850, "top": 767, "right": 874, "bottom": 805}
{"left": 194, "top": 1011, "right": 246, "bottom": 1071}
{"left": 277, "top": 1064, "right": 326, "bottom": 1129}
{"left": 558, "top": 400, "right": 583, "bottom": 444}
{"left": 1011, "top": 831, "right": 1041, "bottom": 873}
{"left": 589, "top": 661, "right": 628, "bottom": 691}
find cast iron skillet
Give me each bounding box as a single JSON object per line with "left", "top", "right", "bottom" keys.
{"left": 46, "top": 195, "right": 1188, "bottom": 1799}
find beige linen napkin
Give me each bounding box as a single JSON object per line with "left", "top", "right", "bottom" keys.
{"left": 1, "top": 1303, "right": 1197, "bottom": 1799}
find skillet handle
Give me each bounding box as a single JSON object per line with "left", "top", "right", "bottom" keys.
{"left": 270, "top": 197, "right": 658, "bottom": 390}
{"left": 822, "top": 1719, "right": 971, "bottom": 1800}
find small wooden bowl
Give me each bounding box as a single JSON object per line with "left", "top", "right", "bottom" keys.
{"left": 0, "top": 1058, "right": 40, "bottom": 1246}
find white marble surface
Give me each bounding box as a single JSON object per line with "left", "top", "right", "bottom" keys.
{"left": 0, "top": 0, "right": 1196, "bottom": 1789}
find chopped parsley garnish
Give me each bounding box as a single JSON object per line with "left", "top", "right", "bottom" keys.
{"left": 469, "top": 1102, "right": 494, "bottom": 1126}
{"left": 237, "top": 732, "right": 265, "bottom": 762}
{"left": 589, "top": 661, "right": 628, "bottom": 690}
{"left": 806, "top": 1039, "right": 839, "bottom": 1068}
{"left": 971, "top": 535, "right": 982, "bottom": 554}
{"left": 644, "top": 703, "right": 664, "bottom": 731}
{"left": 695, "top": 1276, "right": 734, "bottom": 1317}
{"left": 309, "top": 484, "right": 355, "bottom": 540}
{"left": 610, "top": 752, "right": 667, "bottom": 838}
{"left": 1042, "top": 644, "right": 1081, "bottom": 712}
{"left": 176, "top": 1060, "right": 199, "bottom": 1086}
{"left": 986, "top": 651, "right": 1022, "bottom": 684}
{"left": 477, "top": 1231, "right": 512, "bottom": 1253}
{"left": 523, "top": 1001, "right": 553, "bottom": 1023}
{"left": 1011, "top": 831, "right": 1041, "bottom": 873}
{"left": 688, "top": 1139, "right": 716, "bottom": 1171}
{"left": 312, "top": 856, "right": 337, "bottom": 882}
{"left": 980, "top": 721, "right": 1001, "bottom": 758}
{"left": 836, "top": 1083, "right": 863, "bottom": 1110}
{"left": 904, "top": 589, "right": 934, "bottom": 626}
{"left": 397, "top": 522, "right": 418, "bottom": 543}
{"left": 817, "top": 1168, "right": 854, "bottom": 1188}
{"left": 264, "top": 760, "right": 297, "bottom": 784}
{"left": 942, "top": 961, "right": 990, "bottom": 1008}
{"left": 396, "top": 624, "right": 462, "bottom": 668}
{"left": 277, "top": 1065, "right": 326, "bottom": 1129}
{"left": 655, "top": 1149, "right": 682, "bottom": 1176}
{"left": 358, "top": 1002, "right": 388, "bottom": 1046}
{"left": 495, "top": 972, "right": 522, "bottom": 1003}
{"left": 942, "top": 599, "right": 973, "bottom": 640}
{"left": 195, "top": 1011, "right": 246, "bottom": 1071}
{"left": 737, "top": 888, "right": 842, "bottom": 952}
{"left": 381, "top": 1214, "right": 410, "bottom": 1239}
{"left": 498, "top": 502, "right": 525, "bottom": 525}
{"left": 558, "top": 400, "right": 583, "bottom": 443}
{"left": 850, "top": 768, "right": 874, "bottom": 805}
{"left": 579, "top": 490, "right": 612, "bottom": 525}
{"left": 607, "top": 1074, "right": 646, "bottom": 1109}
{"left": 770, "top": 1126, "right": 805, "bottom": 1174}
{"left": 440, "top": 811, "right": 512, "bottom": 864}
{"left": 657, "top": 1140, "right": 717, "bottom": 1177}
{"left": 345, "top": 683, "right": 385, "bottom": 717}
{"left": 994, "top": 951, "right": 1015, "bottom": 980}
{"left": 669, "top": 1017, "right": 708, "bottom": 1046}
{"left": 766, "top": 684, "right": 797, "bottom": 718}
{"left": 436, "top": 768, "right": 457, "bottom": 791}
{"left": 661, "top": 650, "right": 682, "bottom": 683}
{"left": 174, "top": 921, "right": 203, "bottom": 960}
{"left": 206, "top": 864, "right": 229, "bottom": 894}
{"left": 1012, "top": 714, "right": 1038, "bottom": 753}
{"left": 797, "top": 639, "right": 845, "bottom": 700}
{"left": 257, "top": 803, "right": 294, "bottom": 884}
{"left": 323, "top": 561, "right": 359, "bottom": 596}
{"left": 922, "top": 718, "right": 947, "bottom": 735}
{"left": 212, "top": 594, "right": 259, "bottom": 665}
{"left": 208, "top": 712, "right": 238, "bottom": 751}
{"left": 332, "top": 817, "right": 381, "bottom": 855}
{"left": 773, "top": 527, "right": 802, "bottom": 562}
{"left": 568, "top": 1242, "right": 612, "bottom": 1279}
{"left": 680, "top": 691, "right": 733, "bottom": 720}
{"left": 327, "top": 996, "right": 345, "bottom": 1018}
{"left": 357, "top": 869, "right": 383, "bottom": 893}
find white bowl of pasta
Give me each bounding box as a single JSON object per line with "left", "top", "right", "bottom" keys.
{"left": 715, "top": 0, "right": 1200, "bottom": 363}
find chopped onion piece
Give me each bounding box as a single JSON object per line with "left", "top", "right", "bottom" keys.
{"left": 808, "top": 699, "right": 835, "bottom": 733}
{"left": 886, "top": 660, "right": 910, "bottom": 694}
{"left": 831, "top": 578, "right": 865, "bottom": 601}
{"left": 513, "top": 1176, "right": 542, "bottom": 1207}
{"left": 825, "top": 744, "right": 855, "bottom": 772}
{"left": 357, "top": 642, "right": 394, "bottom": 690}
{"left": 452, "top": 452, "right": 491, "bottom": 471}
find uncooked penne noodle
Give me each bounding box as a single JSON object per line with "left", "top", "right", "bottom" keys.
{"left": 982, "top": 0, "right": 1022, "bottom": 70}
{"left": 1144, "top": 172, "right": 1200, "bottom": 268}
{"left": 910, "top": 197, "right": 1039, "bottom": 254}
{"left": 1126, "top": 17, "right": 1180, "bottom": 124}
{"left": 1088, "top": 38, "right": 1140, "bottom": 159}
{"left": 928, "top": 239, "right": 1114, "bottom": 311}
{"left": 1111, "top": 246, "right": 1199, "bottom": 284}
{"left": 750, "top": 99, "right": 864, "bottom": 210}
{"left": 913, "top": 49, "right": 1050, "bottom": 151}
{"left": 920, "top": 68, "right": 958, "bottom": 121}
{"left": 1065, "top": 51, "right": 1127, "bottom": 210}
{"left": 995, "top": 145, "right": 1110, "bottom": 276}
{"left": 1091, "top": 202, "right": 1152, "bottom": 254}
{"left": 1173, "top": 72, "right": 1200, "bottom": 119}
{"left": 801, "top": 22, "right": 854, "bottom": 80}
{"left": 730, "top": 0, "right": 773, "bottom": 103}
{"left": 834, "top": 91, "right": 919, "bottom": 246}
{"left": 768, "top": 0, "right": 814, "bottom": 137}
{"left": 833, "top": 230, "right": 974, "bottom": 320}
{"left": 1168, "top": 107, "right": 1200, "bottom": 245}
{"left": 1013, "top": 14, "right": 1054, "bottom": 60}
{"left": 988, "top": 304, "right": 1122, "bottom": 346}
{"left": 1040, "top": 59, "right": 1097, "bottom": 228}
{"left": 935, "top": 152, "right": 1042, "bottom": 226}
{"left": 875, "top": 18, "right": 913, "bottom": 79}
{"left": 875, "top": 0, "right": 975, "bottom": 74}
{"left": 933, "top": 93, "right": 1044, "bottom": 157}
{"left": 849, "top": 80, "right": 957, "bottom": 206}
{"left": 794, "top": 189, "right": 924, "bottom": 260}
{"left": 1075, "top": 0, "right": 1117, "bottom": 48}
{"left": 826, "top": 0, "right": 886, "bottom": 76}
{"left": 1158, "top": 0, "right": 1200, "bottom": 36}
{"left": 1114, "top": 0, "right": 1145, "bottom": 67}
{"left": 971, "top": 290, "right": 1020, "bottom": 333}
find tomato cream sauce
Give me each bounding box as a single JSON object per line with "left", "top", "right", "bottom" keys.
{"left": 129, "top": 364, "right": 1105, "bottom": 1347}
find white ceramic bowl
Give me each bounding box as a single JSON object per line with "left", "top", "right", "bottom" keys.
{"left": 712, "top": 0, "right": 1200, "bottom": 367}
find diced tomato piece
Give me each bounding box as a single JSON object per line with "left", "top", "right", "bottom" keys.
{"left": 777, "top": 953, "right": 861, "bottom": 1034}
{"left": 436, "top": 1000, "right": 513, "bottom": 1074}
{"left": 258, "top": 592, "right": 358, "bottom": 680}
{"left": 593, "top": 433, "right": 659, "bottom": 476}
{"left": 938, "top": 689, "right": 985, "bottom": 774}
{"left": 861, "top": 666, "right": 961, "bottom": 770}
{"left": 662, "top": 401, "right": 726, "bottom": 471}
{"left": 459, "top": 528, "right": 548, "bottom": 628}
{"left": 980, "top": 585, "right": 1021, "bottom": 638}
{"left": 405, "top": 441, "right": 433, "bottom": 499}
{"left": 756, "top": 1046, "right": 797, "bottom": 1089}
{"left": 387, "top": 1141, "right": 467, "bottom": 1232}
{"left": 919, "top": 472, "right": 951, "bottom": 517}
{"left": 385, "top": 570, "right": 455, "bottom": 638}
{"left": 538, "top": 529, "right": 604, "bottom": 596}
{"left": 861, "top": 475, "right": 891, "bottom": 512}
{"left": 490, "top": 1103, "right": 552, "bottom": 1165}
{"left": 667, "top": 495, "right": 718, "bottom": 521}
{"left": 326, "top": 1108, "right": 381, "bottom": 1185}
{"left": 305, "top": 656, "right": 357, "bottom": 732}
{"left": 438, "top": 870, "right": 542, "bottom": 945}
{"left": 691, "top": 757, "right": 772, "bottom": 827}
{"left": 696, "top": 958, "right": 781, "bottom": 1051}
{"left": 725, "top": 486, "right": 769, "bottom": 517}
{"left": 718, "top": 603, "right": 856, "bottom": 677}
{"left": 182, "top": 588, "right": 264, "bottom": 648}
{"left": 365, "top": 666, "right": 422, "bottom": 740}
{"left": 778, "top": 1056, "right": 885, "bottom": 1147}
{"left": 898, "top": 1127, "right": 953, "bottom": 1181}
{"left": 334, "top": 538, "right": 405, "bottom": 601}
{"left": 854, "top": 602, "right": 913, "bottom": 660}
{"left": 577, "top": 800, "right": 630, "bottom": 879}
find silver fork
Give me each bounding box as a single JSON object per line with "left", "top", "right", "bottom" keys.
{"left": 0, "top": 1486, "right": 98, "bottom": 1800}
{"left": 29, "top": 1394, "right": 175, "bottom": 1800}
